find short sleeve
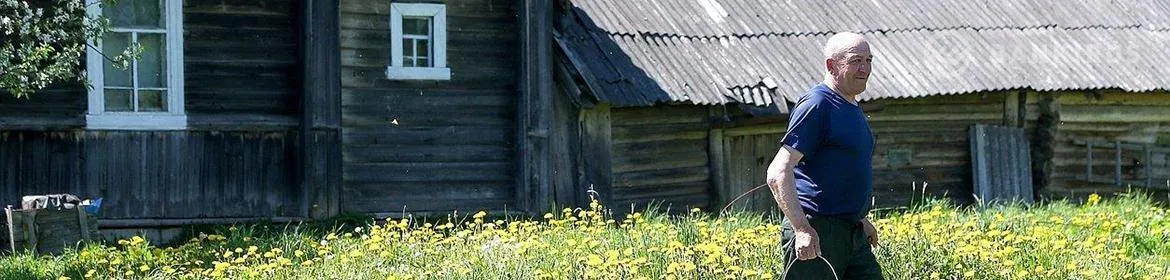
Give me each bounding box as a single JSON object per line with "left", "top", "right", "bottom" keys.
{"left": 780, "top": 95, "right": 827, "bottom": 157}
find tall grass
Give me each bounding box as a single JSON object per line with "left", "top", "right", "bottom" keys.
{"left": 0, "top": 193, "right": 1166, "bottom": 279}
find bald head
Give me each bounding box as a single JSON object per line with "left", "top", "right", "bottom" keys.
{"left": 821, "top": 32, "right": 873, "bottom": 98}
{"left": 823, "top": 32, "right": 869, "bottom": 62}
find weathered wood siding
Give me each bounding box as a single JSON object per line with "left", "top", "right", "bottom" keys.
{"left": 718, "top": 129, "right": 783, "bottom": 213}
{"left": 0, "top": 85, "right": 84, "bottom": 129}
{"left": 185, "top": 0, "right": 300, "bottom": 123}
{"left": 866, "top": 94, "right": 1008, "bottom": 207}
{"left": 0, "top": 131, "right": 298, "bottom": 219}
{"left": 610, "top": 106, "right": 711, "bottom": 212}
{"left": 339, "top": 0, "right": 520, "bottom": 215}
{"left": 1046, "top": 91, "right": 1170, "bottom": 195}
{"left": 0, "top": 0, "right": 305, "bottom": 223}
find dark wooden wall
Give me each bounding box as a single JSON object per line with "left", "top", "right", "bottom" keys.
{"left": 609, "top": 105, "right": 712, "bottom": 213}
{"left": 339, "top": 0, "right": 520, "bottom": 215}
{"left": 865, "top": 94, "right": 1007, "bottom": 206}
{"left": 0, "top": 131, "right": 299, "bottom": 219}
{"left": 185, "top": 0, "right": 300, "bottom": 124}
{"left": 0, "top": 0, "right": 305, "bottom": 223}
{"left": 1045, "top": 91, "right": 1170, "bottom": 196}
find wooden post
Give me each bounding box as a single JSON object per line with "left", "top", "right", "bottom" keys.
{"left": 1004, "top": 91, "right": 1021, "bottom": 127}
{"left": 518, "top": 0, "right": 555, "bottom": 213}
{"left": 75, "top": 207, "right": 90, "bottom": 242}
{"left": 1031, "top": 92, "right": 1059, "bottom": 192}
{"left": 1115, "top": 140, "right": 1122, "bottom": 186}
{"left": 300, "top": 0, "right": 342, "bottom": 219}
{"left": 1086, "top": 142, "right": 1093, "bottom": 181}
{"left": 5, "top": 206, "right": 14, "bottom": 252}
{"left": 708, "top": 128, "right": 727, "bottom": 210}
{"left": 1145, "top": 145, "right": 1153, "bottom": 188}
{"left": 579, "top": 104, "right": 614, "bottom": 207}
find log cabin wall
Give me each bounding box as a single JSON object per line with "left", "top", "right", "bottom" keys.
{"left": 863, "top": 93, "right": 1008, "bottom": 207}
{"left": 1044, "top": 91, "right": 1170, "bottom": 197}
{"left": 609, "top": 105, "right": 712, "bottom": 213}
{"left": 338, "top": 0, "right": 520, "bottom": 215}
{"left": 0, "top": 0, "right": 303, "bottom": 223}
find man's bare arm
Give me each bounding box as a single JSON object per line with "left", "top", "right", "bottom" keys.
{"left": 767, "top": 144, "right": 820, "bottom": 260}
{"left": 767, "top": 145, "right": 808, "bottom": 228}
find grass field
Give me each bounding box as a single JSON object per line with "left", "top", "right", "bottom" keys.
{"left": 1, "top": 192, "right": 1168, "bottom": 279}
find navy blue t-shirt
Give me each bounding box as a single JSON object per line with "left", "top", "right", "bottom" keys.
{"left": 780, "top": 84, "right": 875, "bottom": 220}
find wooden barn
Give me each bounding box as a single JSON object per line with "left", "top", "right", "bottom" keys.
{"left": 553, "top": 0, "right": 1170, "bottom": 212}
{"left": 3, "top": 0, "right": 1170, "bottom": 237}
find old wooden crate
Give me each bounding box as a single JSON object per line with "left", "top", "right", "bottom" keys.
{"left": 2, "top": 206, "right": 99, "bottom": 254}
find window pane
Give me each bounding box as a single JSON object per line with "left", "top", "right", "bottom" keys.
{"left": 138, "top": 90, "right": 166, "bottom": 112}
{"left": 417, "top": 58, "right": 429, "bottom": 67}
{"left": 134, "top": 0, "right": 163, "bottom": 28}
{"left": 418, "top": 39, "right": 429, "bottom": 60}
{"left": 102, "top": 32, "right": 132, "bottom": 87}
{"left": 137, "top": 34, "right": 166, "bottom": 88}
{"left": 103, "top": 1, "right": 135, "bottom": 28}
{"left": 402, "top": 17, "right": 430, "bottom": 36}
{"left": 104, "top": 0, "right": 163, "bottom": 29}
{"left": 403, "top": 38, "right": 415, "bottom": 66}
{"left": 104, "top": 89, "right": 133, "bottom": 112}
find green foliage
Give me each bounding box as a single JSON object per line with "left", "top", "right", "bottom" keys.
{"left": 0, "top": 0, "right": 134, "bottom": 98}
{"left": 0, "top": 193, "right": 1167, "bottom": 279}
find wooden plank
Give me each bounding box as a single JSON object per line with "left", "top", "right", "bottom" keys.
{"left": 724, "top": 125, "right": 786, "bottom": 137}
{"left": 6, "top": 206, "right": 15, "bottom": 252}
{"left": 342, "top": 182, "right": 513, "bottom": 202}
{"left": 579, "top": 105, "right": 614, "bottom": 205}
{"left": 1057, "top": 92, "right": 1170, "bottom": 106}
{"left": 1004, "top": 91, "right": 1021, "bottom": 127}
{"left": 341, "top": 112, "right": 513, "bottom": 127}
{"left": 303, "top": 0, "right": 343, "bottom": 219}
{"left": 612, "top": 153, "right": 710, "bottom": 173}
{"left": 612, "top": 138, "right": 708, "bottom": 156}
{"left": 611, "top": 106, "right": 707, "bottom": 125}
{"left": 342, "top": 126, "right": 511, "bottom": 146}
{"left": 550, "top": 83, "right": 582, "bottom": 208}
{"left": 877, "top": 93, "right": 1001, "bottom": 105}
{"left": 1061, "top": 105, "right": 1170, "bottom": 122}
{"left": 614, "top": 182, "right": 709, "bottom": 200}
{"left": 348, "top": 199, "right": 514, "bottom": 214}
{"left": 343, "top": 162, "right": 514, "bottom": 183}
{"left": 187, "top": 114, "right": 299, "bottom": 130}
{"left": 614, "top": 166, "right": 710, "bottom": 188}
{"left": 613, "top": 130, "right": 707, "bottom": 144}
{"left": 341, "top": 92, "right": 513, "bottom": 109}
{"left": 708, "top": 128, "right": 728, "bottom": 209}
{"left": 342, "top": 144, "right": 513, "bottom": 163}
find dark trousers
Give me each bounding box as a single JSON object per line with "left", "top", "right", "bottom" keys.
{"left": 781, "top": 214, "right": 884, "bottom": 280}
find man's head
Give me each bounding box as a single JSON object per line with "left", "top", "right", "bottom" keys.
{"left": 822, "top": 32, "right": 872, "bottom": 97}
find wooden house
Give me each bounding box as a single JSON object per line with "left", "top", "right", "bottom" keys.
{"left": 0, "top": 0, "right": 566, "bottom": 235}
{"left": 553, "top": 0, "right": 1170, "bottom": 212}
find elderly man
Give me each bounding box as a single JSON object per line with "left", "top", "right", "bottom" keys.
{"left": 767, "top": 32, "right": 883, "bottom": 279}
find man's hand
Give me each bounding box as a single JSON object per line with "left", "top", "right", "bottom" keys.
{"left": 793, "top": 225, "right": 821, "bottom": 260}
{"left": 861, "top": 218, "right": 879, "bottom": 248}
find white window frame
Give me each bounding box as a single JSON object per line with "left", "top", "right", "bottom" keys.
{"left": 385, "top": 3, "right": 451, "bottom": 80}
{"left": 85, "top": 0, "right": 186, "bottom": 130}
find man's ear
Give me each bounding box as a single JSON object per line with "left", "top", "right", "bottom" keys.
{"left": 825, "top": 59, "right": 836, "bottom": 75}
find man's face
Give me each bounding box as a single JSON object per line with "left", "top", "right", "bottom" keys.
{"left": 831, "top": 42, "right": 873, "bottom": 95}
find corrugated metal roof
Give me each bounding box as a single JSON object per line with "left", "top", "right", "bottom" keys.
{"left": 558, "top": 0, "right": 1170, "bottom": 107}
{"left": 575, "top": 0, "right": 1170, "bottom": 36}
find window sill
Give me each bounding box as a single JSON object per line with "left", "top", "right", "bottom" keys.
{"left": 86, "top": 114, "right": 188, "bottom": 130}
{"left": 385, "top": 66, "right": 452, "bottom": 80}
